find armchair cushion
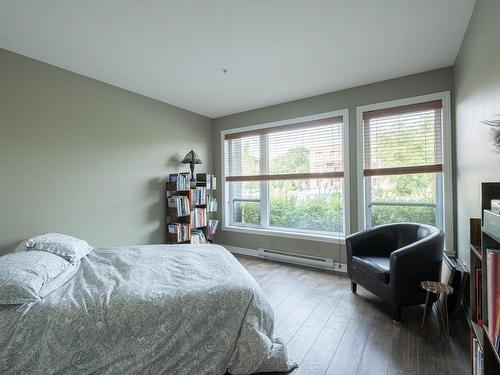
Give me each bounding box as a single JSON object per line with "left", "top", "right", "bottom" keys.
{"left": 352, "top": 256, "right": 390, "bottom": 284}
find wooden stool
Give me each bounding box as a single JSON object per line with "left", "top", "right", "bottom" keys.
{"left": 420, "top": 281, "right": 454, "bottom": 337}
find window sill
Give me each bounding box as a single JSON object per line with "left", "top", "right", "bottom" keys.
{"left": 222, "top": 225, "right": 346, "bottom": 244}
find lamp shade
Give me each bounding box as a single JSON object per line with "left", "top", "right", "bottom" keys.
{"left": 181, "top": 150, "right": 202, "bottom": 165}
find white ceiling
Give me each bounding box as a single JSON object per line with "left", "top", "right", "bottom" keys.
{"left": 0, "top": 1, "right": 474, "bottom": 118}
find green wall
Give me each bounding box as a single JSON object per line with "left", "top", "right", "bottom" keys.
{"left": 454, "top": 0, "right": 500, "bottom": 266}
{"left": 213, "top": 68, "right": 454, "bottom": 263}
{"left": 0, "top": 48, "right": 212, "bottom": 254}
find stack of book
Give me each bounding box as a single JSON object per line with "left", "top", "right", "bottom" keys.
{"left": 208, "top": 219, "right": 219, "bottom": 235}
{"left": 167, "top": 195, "right": 190, "bottom": 216}
{"left": 487, "top": 249, "right": 500, "bottom": 355}
{"left": 191, "top": 186, "right": 206, "bottom": 205}
{"left": 167, "top": 223, "right": 190, "bottom": 242}
{"left": 190, "top": 208, "right": 207, "bottom": 228}
{"left": 191, "top": 229, "right": 207, "bottom": 244}
{"left": 196, "top": 173, "right": 216, "bottom": 189}
{"left": 207, "top": 196, "right": 217, "bottom": 212}
{"left": 472, "top": 338, "right": 483, "bottom": 375}
{"left": 169, "top": 172, "right": 191, "bottom": 190}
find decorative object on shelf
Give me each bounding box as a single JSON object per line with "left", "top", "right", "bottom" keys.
{"left": 420, "top": 280, "right": 454, "bottom": 337}
{"left": 181, "top": 150, "right": 202, "bottom": 181}
{"left": 482, "top": 116, "right": 500, "bottom": 153}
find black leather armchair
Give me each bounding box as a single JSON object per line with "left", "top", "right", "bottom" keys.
{"left": 346, "top": 223, "right": 444, "bottom": 322}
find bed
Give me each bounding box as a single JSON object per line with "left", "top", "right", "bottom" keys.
{"left": 0, "top": 243, "right": 296, "bottom": 374}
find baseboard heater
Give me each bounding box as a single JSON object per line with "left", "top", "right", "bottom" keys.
{"left": 258, "top": 248, "right": 335, "bottom": 270}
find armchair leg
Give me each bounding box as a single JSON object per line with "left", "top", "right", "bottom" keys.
{"left": 351, "top": 281, "right": 357, "bottom": 294}
{"left": 392, "top": 306, "right": 402, "bottom": 323}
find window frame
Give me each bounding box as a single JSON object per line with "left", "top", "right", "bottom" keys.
{"left": 356, "top": 91, "right": 454, "bottom": 253}
{"left": 221, "top": 109, "right": 350, "bottom": 243}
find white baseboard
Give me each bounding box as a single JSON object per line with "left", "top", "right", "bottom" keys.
{"left": 223, "top": 245, "right": 347, "bottom": 273}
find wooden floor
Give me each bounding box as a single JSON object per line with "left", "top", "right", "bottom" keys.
{"left": 235, "top": 255, "right": 470, "bottom": 375}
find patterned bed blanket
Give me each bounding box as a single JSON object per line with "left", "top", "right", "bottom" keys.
{"left": 0, "top": 244, "right": 296, "bottom": 374}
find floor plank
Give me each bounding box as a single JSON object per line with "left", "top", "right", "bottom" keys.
{"left": 293, "top": 313, "right": 349, "bottom": 375}
{"left": 356, "top": 313, "right": 396, "bottom": 375}
{"left": 285, "top": 296, "right": 340, "bottom": 364}
{"left": 324, "top": 314, "right": 374, "bottom": 375}
{"left": 234, "top": 255, "right": 470, "bottom": 375}
{"left": 275, "top": 304, "right": 316, "bottom": 343}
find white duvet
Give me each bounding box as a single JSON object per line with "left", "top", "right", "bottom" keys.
{"left": 0, "top": 244, "right": 296, "bottom": 374}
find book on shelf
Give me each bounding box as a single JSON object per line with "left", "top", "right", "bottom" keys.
{"left": 167, "top": 195, "right": 190, "bottom": 216}
{"left": 169, "top": 172, "right": 191, "bottom": 190}
{"left": 191, "top": 186, "right": 206, "bottom": 205}
{"left": 473, "top": 337, "right": 483, "bottom": 375}
{"left": 196, "top": 173, "right": 216, "bottom": 190}
{"left": 487, "top": 248, "right": 500, "bottom": 355}
{"left": 190, "top": 208, "right": 207, "bottom": 228}
{"left": 208, "top": 219, "right": 219, "bottom": 235}
{"left": 191, "top": 229, "right": 207, "bottom": 244}
{"left": 496, "top": 320, "right": 500, "bottom": 355}
{"left": 207, "top": 196, "right": 217, "bottom": 212}
{"left": 475, "top": 267, "right": 483, "bottom": 324}
{"left": 190, "top": 233, "right": 200, "bottom": 244}
{"left": 167, "top": 223, "right": 190, "bottom": 242}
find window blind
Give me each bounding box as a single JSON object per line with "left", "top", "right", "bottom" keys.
{"left": 224, "top": 116, "right": 344, "bottom": 182}
{"left": 362, "top": 100, "right": 443, "bottom": 177}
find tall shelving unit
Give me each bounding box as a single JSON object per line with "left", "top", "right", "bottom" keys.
{"left": 468, "top": 182, "right": 500, "bottom": 375}
{"left": 165, "top": 173, "right": 217, "bottom": 244}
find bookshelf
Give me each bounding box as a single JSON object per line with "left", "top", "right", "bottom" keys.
{"left": 468, "top": 182, "right": 500, "bottom": 375}
{"left": 165, "top": 173, "right": 218, "bottom": 244}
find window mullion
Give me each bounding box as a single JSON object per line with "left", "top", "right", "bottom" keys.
{"left": 231, "top": 139, "right": 243, "bottom": 226}
{"left": 260, "top": 134, "right": 269, "bottom": 227}
{"left": 365, "top": 176, "right": 373, "bottom": 228}
{"left": 436, "top": 173, "right": 444, "bottom": 230}
{"left": 434, "top": 108, "right": 444, "bottom": 230}
{"left": 363, "top": 118, "right": 372, "bottom": 229}
{"left": 227, "top": 141, "right": 234, "bottom": 226}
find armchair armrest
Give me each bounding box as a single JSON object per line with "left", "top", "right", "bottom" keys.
{"left": 389, "top": 230, "right": 444, "bottom": 306}
{"left": 389, "top": 232, "right": 444, "bottom": 273}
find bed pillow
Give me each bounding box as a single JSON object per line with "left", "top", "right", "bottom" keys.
{"left": 40, "top": 259, "right": 80, "bottom": 298}
{"left": 0, "top": 251, "right": 70, "bottom": 305}
{"left": 25, "top": 233, "right": 93, "bottom": 263}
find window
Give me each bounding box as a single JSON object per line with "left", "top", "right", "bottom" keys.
{"left": 223, "top": 111, "right": 348, "bottom": 240}
{"left": 359, "top": 96, "right": 451, "bottom": 238}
